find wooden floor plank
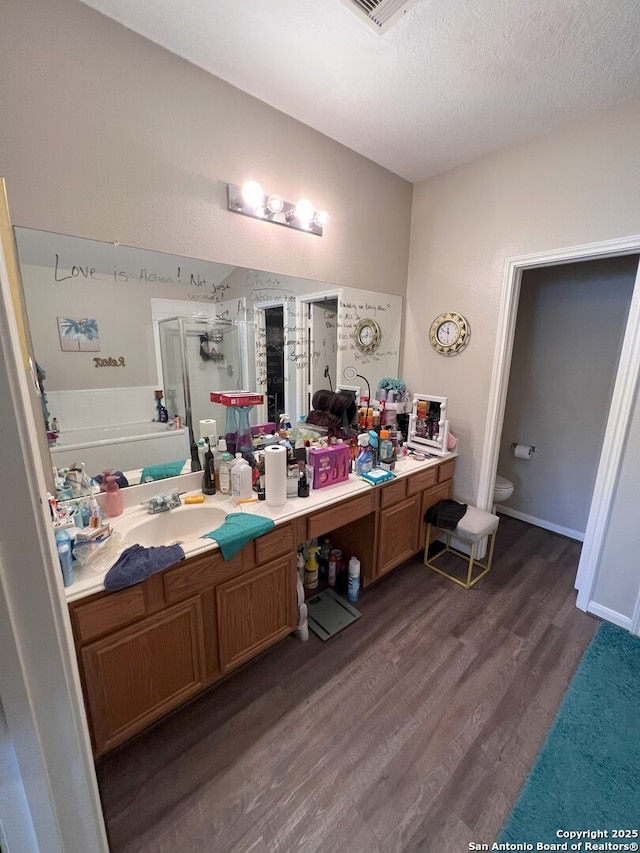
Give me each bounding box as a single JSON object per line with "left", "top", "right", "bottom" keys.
{"left": 97, "top": 516, "right": 598, "bottom": 853}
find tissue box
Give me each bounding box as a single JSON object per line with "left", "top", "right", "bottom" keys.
{"left": 308, "top": 444, "right": 350, "bottom": 489}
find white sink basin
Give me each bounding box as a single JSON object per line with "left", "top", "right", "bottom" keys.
{"left": 115, "top": 504, "right": 228, "bottom": 548}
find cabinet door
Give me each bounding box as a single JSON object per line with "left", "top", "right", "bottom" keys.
{"left": 216, "top": 555, "right": 296, "bottom": 675}
{"left": 377, "top": 494, "right": 421, "bottom": 578}
{"left": 81, "top": 597, "right": 205, "bottom": 756}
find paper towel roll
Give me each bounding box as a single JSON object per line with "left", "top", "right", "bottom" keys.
{"left": 264, "top": 444, "right": 287, "bottom": 507}
{"left": 513, "top": 443, "right": 534, "bottom": 460}
{"left": 199, "top": 419, "right": 217, "bottom": 443}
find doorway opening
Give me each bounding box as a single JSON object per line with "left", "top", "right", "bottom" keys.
{"left": 478, "top": 234, "right": 640, "bottom": 623}
{"left": 495, "top": 255, "right": 637, "bottom": 541}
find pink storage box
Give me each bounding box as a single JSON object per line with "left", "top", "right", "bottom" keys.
{"left": 308, "top": 444, "right": 350, "bottom": 489}
{"left": 210, "top": 391, "right": 264, "bottom": 406}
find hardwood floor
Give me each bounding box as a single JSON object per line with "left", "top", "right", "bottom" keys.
{"left": 97, "top": 516, "right": 598, "bottom": 853}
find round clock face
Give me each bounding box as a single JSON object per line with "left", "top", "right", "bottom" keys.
{"left": 429, "top": 312, "right": 470, "bottom": 355}
{"left": 354, "top": 318, "right": 381, "bottom": 355}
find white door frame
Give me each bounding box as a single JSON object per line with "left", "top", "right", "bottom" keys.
{"left": 0, "top": 181, "right": 109, "bottom": 851}
{"left": 477, "top": 234, "right": 640, "bottom": 621}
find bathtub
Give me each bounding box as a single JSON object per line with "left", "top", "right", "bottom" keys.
{"left": 49, "top": 422, "right": 191, "bottom": 478}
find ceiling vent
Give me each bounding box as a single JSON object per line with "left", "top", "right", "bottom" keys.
{"left": 340, "top": 0, "right": 421, "bottom": 33}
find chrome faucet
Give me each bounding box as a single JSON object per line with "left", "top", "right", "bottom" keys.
{"left": 142, "top": 491, "right": 182, "bottom": 514}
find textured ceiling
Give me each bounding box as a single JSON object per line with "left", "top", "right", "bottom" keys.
{"left": 78, "top": 0, "right": 640, "bottom": 182}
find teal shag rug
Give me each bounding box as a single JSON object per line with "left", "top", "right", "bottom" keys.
{"left": 498, "top": 622, "right": 640, "bottom": 845}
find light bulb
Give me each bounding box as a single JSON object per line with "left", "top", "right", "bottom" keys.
{"left": 313, "top": 210, "right": 329, "bottom": 228}
{"left": 293, "top": 198, "right": 314, "bottom": 223}
{"left": 267, "top": 193, "right": 284, "bottom": 214}
{"left": 241, "top": 180, "right": 264, "bottom": 209}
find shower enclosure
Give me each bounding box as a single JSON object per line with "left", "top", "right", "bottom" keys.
{"left": 157, "top": 312, "right": 254, "bottom": 447}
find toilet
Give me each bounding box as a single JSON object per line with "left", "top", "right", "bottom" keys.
{"left": 493, "top": 475, "right": 514, "bottom": 507}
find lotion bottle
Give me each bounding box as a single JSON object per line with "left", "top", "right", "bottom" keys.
{"left": 105, "top": 475, "right": 124, "bottom": 517}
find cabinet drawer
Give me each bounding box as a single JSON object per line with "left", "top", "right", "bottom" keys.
{"left": 406, "top": 466, "right": 438, "bottom": 496}
{"left": 380, "top": 477, "right": 408, "bottom": 508}
{"left": 71, "top": 586, "right": 147, "bottom": 643}
{"left": 421, "top": 481, "right": 454, "bottom": 517}
{"left": 163, "top": 550, "right": 243, "bottom": 605}
{"left": 254, "top": 523, "right": 295, "bottom": 565}
{"left": 438, "top": 458, "right": 456, "bottom": 483}
{"left": 307, "top": 491, "right": 375, "bottom": 539}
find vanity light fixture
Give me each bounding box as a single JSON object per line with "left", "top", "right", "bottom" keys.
{"left": 227, "top": 182, "right": 329, "bottom": 237}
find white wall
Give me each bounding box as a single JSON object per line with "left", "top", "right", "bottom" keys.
{"left": 406, "top": 96, "right": 640, "bottom": 504}
{"left": 0, "top": 0, "right": 412, "bottom": 297}
{"left": 497, "top": 256, "right": 636, "bottom": 537}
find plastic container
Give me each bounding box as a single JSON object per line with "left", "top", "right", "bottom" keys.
{"left": 213, "top": 438, "right": 227, "bottom": 491}
{"left": 355, "top": 433, "right": 373, "bottom": 476}
{"left": 348, "top": 556, "right": 361, "bottom": 602}
{"left": 104, "top": 475, "right": 124, "bottom": 517}
{"left": 218, "top": 451, "right": 233, "bottom": 495}
{"left": 379, "top": 429, "right": 392, "bottom": 462}
{"left": 231, "top": 453, "right": 252, "bottom": 500}
{"left": 304, "top": 545, "right": 320, "bottom": 590}
{"left": 55, "top": 527, "right": 74, "bottom": 587}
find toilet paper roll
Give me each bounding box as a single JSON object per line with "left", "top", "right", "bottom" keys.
{"left": 513, "top": 443, "right": 534, "bottom": 460}
{"left": 264, "top": 444, "right": 287, "bottom": 507}
{"left": 199, "top": 419, "right": 217, "bottom": 443}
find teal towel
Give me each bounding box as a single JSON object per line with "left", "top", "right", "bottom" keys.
{"left": 140, "top": 460, "right": 186, "bottom": 482}
{"left": 201, "top": 512, "right": 275, "bottom": 559}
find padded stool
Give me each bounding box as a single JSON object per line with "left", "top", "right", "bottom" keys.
{"left": 423, "top": 506, "right": 499, "bottom": 589}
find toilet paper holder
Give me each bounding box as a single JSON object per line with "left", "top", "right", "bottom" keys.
{"left": 511, "top": 443, "right": 536, "bottom": 454}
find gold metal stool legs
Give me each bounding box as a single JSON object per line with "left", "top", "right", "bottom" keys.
{"left": 423, "top": 522, "right": 498, "bottom": 589}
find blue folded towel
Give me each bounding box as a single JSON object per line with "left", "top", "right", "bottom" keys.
{"left": 104, "top": 543, "right": 185, "bottom": 591}
{"left": 140, "top": 460, "right": 187, "bottom": 482}
{"left": 201, "top": 512, "right": 275, "bottom": 559}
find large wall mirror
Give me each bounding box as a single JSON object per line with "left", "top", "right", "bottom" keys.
{"left": 14, "top": 227, "right": 403, "bottom": 480}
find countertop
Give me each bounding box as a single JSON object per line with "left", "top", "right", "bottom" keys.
{"left": 65, "top": 451, "right": 456, "bottom": 603}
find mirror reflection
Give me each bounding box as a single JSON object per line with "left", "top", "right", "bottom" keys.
{"left": 14, "top": 227, "right": 403, "bottom": 481}
{"left": 407, "top": 394, "right": 449, "bottom": 456}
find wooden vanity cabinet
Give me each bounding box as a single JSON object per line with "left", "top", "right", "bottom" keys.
{"left": 68, "top": 458, "right": 455, "bottom": 757}
{"left": 69, "top": 522, "right": 297, "bottom": 757}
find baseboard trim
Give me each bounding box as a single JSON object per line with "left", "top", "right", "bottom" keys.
{"left": 586, "top": 602, "right": 632, "bottom": 632}
{"left": 496, "top": 506, "right": 584, "bottom": 542}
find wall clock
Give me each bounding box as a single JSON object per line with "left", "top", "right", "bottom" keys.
{"left": 429, "top": 312, "right": 470, "bottom": 355}
{"left": 354, "top": 317, "right": 382, "bottom": 354}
